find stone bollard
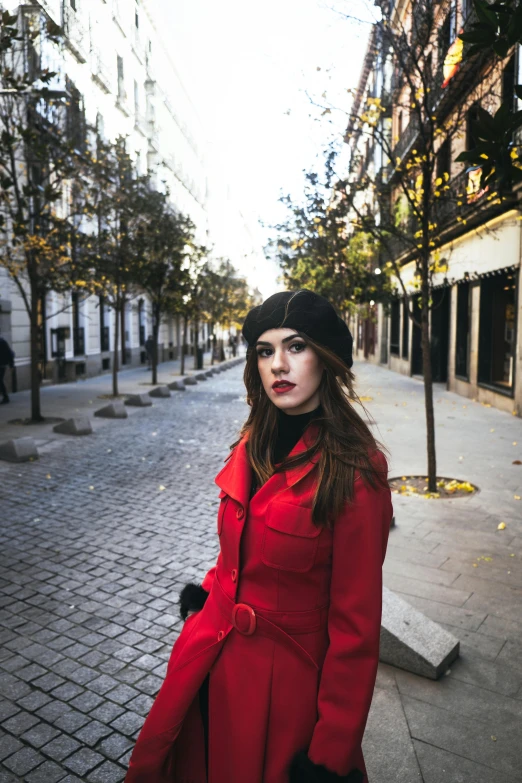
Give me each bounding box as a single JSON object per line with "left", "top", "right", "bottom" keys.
{"left": 0, "top": 437, "right": 39, "bottom": 463}
{"left": 94, "top": 402, "right": 128, "bottom": 419}
{"left": 183, "top": 377, "right": 198, "bottom": 386}
{"left": 125, "top": 394, "right": 153, "bottom": 407}
{"left": 168, "top": 381, "right": 186, "bottom": 391}
{"left": 380, "top": 587, "right": 460, "bottom": 679}
{"left": 149, "top": 386, "right": 171, "bottom": 398}
{"left": 53, "top": 418, "right": 93, "bottom": 436}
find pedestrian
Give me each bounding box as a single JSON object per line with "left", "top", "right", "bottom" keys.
{"left": 0, "top": 333, "right": 15, "bottom": 405}
{"left": 126, "top": 289, "right": 393, "bottom": 783}
{"left": 145, "top": 335, "right": 154, "bottom": 369}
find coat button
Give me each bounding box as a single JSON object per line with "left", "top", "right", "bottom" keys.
{"left": 231, "top": 569, "right": 237, "bottom": 582}
{"left": 236, "top": 507, "right": 244, "bottom": 519}
{"left": 217, "top": 630, "right": 225, "bottom": 641}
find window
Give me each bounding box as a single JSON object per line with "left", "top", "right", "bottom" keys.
{"left": 390, "top": 299, "right": 400, "bottom": 355}
{"left": 117, "top": 55, "right": 125, "bottom": 98}
{"left": 502, "top": 54, "right": 516, "bottom": 111}
{"left": 135, "top": 9, "right": 139, "bottom": 28}
{"left": 466, "top": 103, "right": 481, "bottom": 151}
{"left": 437, "top": 138, "right": 451, "bottom": 180}
{"left": 134, "top": 79, "right": 139, "bottom": 115}
{"left": 401, "top": 298, "right": 409, "bottom": 359}
{"left": 478, "top": 271, "right": 517, "bottom": 392}
{"left": 455, "top": 281, "right": 470, "bottom": 379}
{"left": 70, "top": 0, "right": 77, "bottom": 9}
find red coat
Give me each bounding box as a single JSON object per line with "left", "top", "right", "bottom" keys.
{"left": 125, "top": 422, "right": 393, "bottom": 783}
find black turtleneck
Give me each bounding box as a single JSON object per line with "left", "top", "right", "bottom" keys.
{"left": 249, "top": 404, "right": 321, "bottom": 498}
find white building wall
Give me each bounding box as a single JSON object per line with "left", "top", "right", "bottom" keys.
{"left": 1, "top": 0, "right": 215, "bottom": 387}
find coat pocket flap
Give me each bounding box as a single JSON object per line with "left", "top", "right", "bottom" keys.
{"left": 266, "top": 501, "right": 321, "bottom": 538}
{"left": 218, "top": 489, "right": 227, "bottom": 499}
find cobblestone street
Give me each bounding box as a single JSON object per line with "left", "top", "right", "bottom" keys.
{"left": 0, "top": 368, "right": 242, "bottom": 782}
{"left": 1, "top": 360, "right": 522, "bottom": 782}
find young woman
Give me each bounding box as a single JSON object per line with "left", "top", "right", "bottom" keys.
{"left": 125, "top": 289, "right": 393, "bottom": 783}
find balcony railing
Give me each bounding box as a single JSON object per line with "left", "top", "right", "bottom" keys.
{"left": 393, "top": 113, "right": 420, "bottom": 163}
{"left": 91, "top": 50, "right": 112, "bottom": 94}
{"left": 62, "top": 5, "right": 87, "bottom": 64}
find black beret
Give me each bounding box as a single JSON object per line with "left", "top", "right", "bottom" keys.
{"left": 242, "top": 290, "right": 353, "bottom": 369}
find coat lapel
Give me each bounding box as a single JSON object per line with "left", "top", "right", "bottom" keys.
{"left": 214, "top": 421, "right": 321, "bottom": 504}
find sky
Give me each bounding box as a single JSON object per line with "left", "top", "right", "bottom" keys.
{"left": 154, "top": 0, "right": 376, "bottom": 296}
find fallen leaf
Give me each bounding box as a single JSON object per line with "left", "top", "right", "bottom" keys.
{"left": 513, "top": 460, "right": 522, "bottom": 465}
{"left": 46, "top": 474, "right": 51, "bottom": 479}
{"left": 490, "top": 428, "right": 495, "bottom": 433}
{"left": 159, "top": 485, "right": 166, "bottom": 491}
{"left": 515, "top": 495, "right": 521, "bottom": 500}
{"left": 497, "top": 522, "right": 506, "bottom": 530}
{"left": 89, "top": 485, "right": 94, "bottom": 490}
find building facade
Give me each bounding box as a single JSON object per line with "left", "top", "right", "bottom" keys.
{"left": 346, "top": 0, "right": 522, "bottom": 417}
{"left": 0, "top": 0, "right": 250, "bottom": 392}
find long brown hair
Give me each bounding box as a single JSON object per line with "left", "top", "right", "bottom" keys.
{"left": 230, "top": 331, "right": 390, "bottom": 529}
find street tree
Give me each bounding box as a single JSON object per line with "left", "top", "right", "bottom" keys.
{"left": 273, "top": 145, "right": 393, "bottom": 323}
{"left": 337, "top": 0, "right": 513, "bottom": 491}
{"left": 83, "top": 136, "right": 145, "bottom": 397}
{"left": 0, "top": 9, "right": 91, "bottom": 421}
{"left": 134, "top": 188, "right": 195, "bottom": 384}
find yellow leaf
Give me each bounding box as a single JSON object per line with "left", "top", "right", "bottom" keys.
{"left": 159, "top": 485, "right": 166, "bottom": 491}
{"left": 515, "top": 495, "right": 521, "bottom": 500}
{"left": 46, "top": 473, "right": 52, "bottom": 479}
{"left": 497, "top": 521, "right": 506, "bottom": 530}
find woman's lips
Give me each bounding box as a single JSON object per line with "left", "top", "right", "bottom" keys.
{"left": 272, "top": 383, "right": 296, "bottom": 394}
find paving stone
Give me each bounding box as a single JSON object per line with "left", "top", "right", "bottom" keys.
{"left": 0, "top": 734, "right": 23, "bottom": 762}
{"left": 25, "top": 759, "right": 68, "bottom": 782}
{"left": 53, "top": 709, "right": 91, "bottom": 733}
{"left": 63, "top": 747, "right": 105, "bottom": 776}
{"left": 41, "top": 734, "right": 81, "bottom": 762}
{"left": 74, "top": 719, "right": 113, "bottom": 746}
{"left": 98, "top": 733, "right": 133, "bottom": 761}
{"left": 87, "top": 760, "right": 126, "bottom": 783}
{"left": 3, "top": 710, "right": 40, "bottom": 735}
{"left": 110, "top": 710, "right": 144, "bottom": 737}
{"left": 21, "top": 721, "right": 61, "bottom": 748}
{"left": 3, "top": 746, "right": 45, "bottom": 776}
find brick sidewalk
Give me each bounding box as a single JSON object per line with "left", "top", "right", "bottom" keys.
{"left": 0, "top": 361, "right": 521, "bottom": 782}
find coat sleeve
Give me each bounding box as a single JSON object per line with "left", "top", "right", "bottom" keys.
{"left": 306, "top": 450, "right": 393, "bottom": 776}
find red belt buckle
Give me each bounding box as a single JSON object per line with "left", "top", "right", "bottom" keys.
{"left": 231, "top": 603, "right": 256, "bottom": 636}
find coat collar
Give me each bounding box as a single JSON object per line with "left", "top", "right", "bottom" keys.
{"left": 214, "top": 422, "right": 321, "bottom": 508}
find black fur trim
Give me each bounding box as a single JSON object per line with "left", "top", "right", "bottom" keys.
{"left": 289, "top": 750, "right": 364, "bottom": 783}
{"left": 178, "top": 583, "right": 209, "bottom": 621}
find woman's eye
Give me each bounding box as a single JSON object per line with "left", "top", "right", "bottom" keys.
{"left": 290, "top": 342, "right": 306, "bottom": 352}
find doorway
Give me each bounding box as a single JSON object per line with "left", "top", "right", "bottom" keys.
{"left": 411, "top": 295, "right": 423, "bottom": 375}
{"left": 430, "top": 286, "right": 450, "bottom": 383}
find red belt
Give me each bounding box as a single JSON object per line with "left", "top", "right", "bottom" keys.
{"left": 212, "top": 575, "right": 329, "bottom": 670}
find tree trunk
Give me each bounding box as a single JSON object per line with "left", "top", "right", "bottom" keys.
{"left": 420, "top": 258, "right": 437, "bottom": 492}
{"left": 193, "top": 317, "right": 199, "bottom": 370}
{"left": 112, "top": 299, "right": 120, "bottom": 397}
{"left": 181, "top": 315, "right": 188, "bottom": 375}
{"left": 120, "top": 300, "right": 126, "bottom": 366}
{"left": 152, "top": 307, "right": 160, "bottom": 385}
{"left": 29, "top": 283, "right": 43, "bottom": 422}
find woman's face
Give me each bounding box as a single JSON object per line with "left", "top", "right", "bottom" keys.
{"left": 255, "top": 328, "right": 324, "bottom": 415}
